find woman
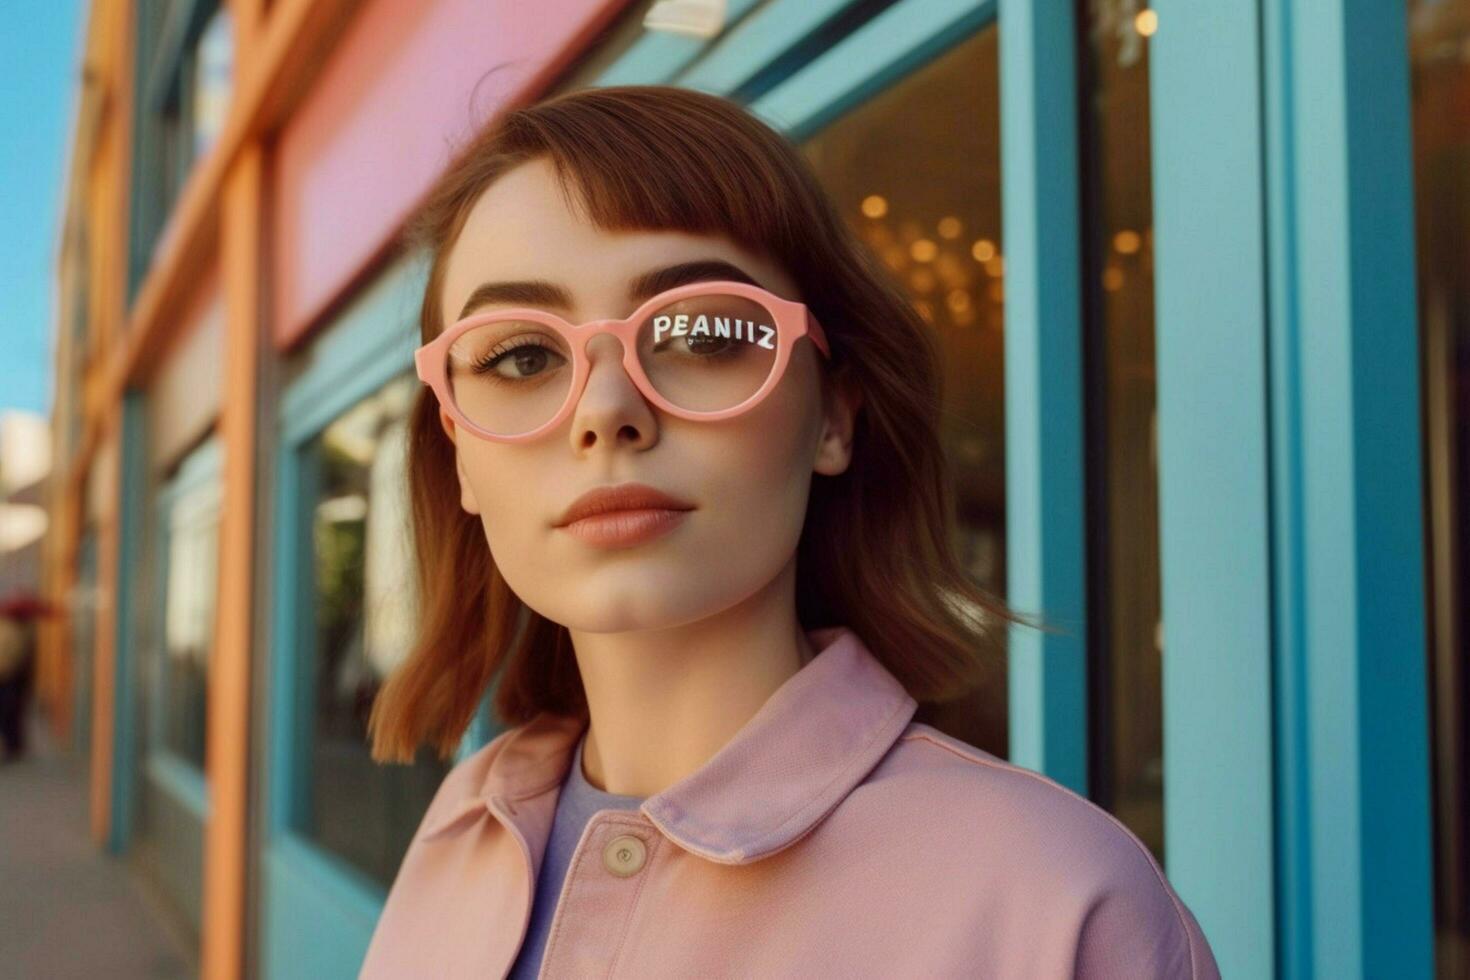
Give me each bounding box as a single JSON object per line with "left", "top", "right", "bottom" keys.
{"left": 359, "top": 84, "right": 1220, "bottom": 979}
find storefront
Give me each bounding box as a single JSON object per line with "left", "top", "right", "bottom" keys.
{"left": 47, "top": 0, "right": 1464, "bottom": 976}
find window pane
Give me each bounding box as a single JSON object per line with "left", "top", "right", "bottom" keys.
{"left": 192, "top": 6, "right": 233, "bottom": 160}
{"left": 1079, "top": 0, "right": 1163, "bottom": 861}
{"left": 72, "top": 528, "right": 100, "bottom": 757}
{"left": 1408, "top": 2, "right": 1470, "bottom": 974}
{"left": 798, "top": 24, "right": 1007, "bottom": 756}
{"left": 161, "top": 473, "right": 221, "bottom": 768}
{"left": 300, "top": 373, "right": 449, "bottom": 886}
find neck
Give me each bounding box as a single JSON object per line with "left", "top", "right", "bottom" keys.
{"left": 572, "top": 554, "right": 814, "bottom": 797}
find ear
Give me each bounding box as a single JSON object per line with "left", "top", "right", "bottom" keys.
{"left": 813, "top": 369, "right": 862, "bottom": 477}
{"left": 440, "top": 406, "right": 482, "bottom": 516}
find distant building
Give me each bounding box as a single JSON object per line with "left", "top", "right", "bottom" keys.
{"left": 0, "top": 410, "right": 52, "bottom": 595}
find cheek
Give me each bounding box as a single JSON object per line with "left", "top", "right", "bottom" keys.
{"left": 457, "top": 440, "right": 589, "bottom": 619}
{"left": 456, "top": 442, "right": 544, "bottom": 558}
{"left": 691, "top": 366, "right": 824, "bottom": 544}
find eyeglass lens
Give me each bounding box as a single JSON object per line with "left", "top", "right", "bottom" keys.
{"left": 445, "top": 288, "right": 784, "bottom": 436}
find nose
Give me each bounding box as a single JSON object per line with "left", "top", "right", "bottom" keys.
{"left": 567, "top": 331, "right": 658, "bottom": 452}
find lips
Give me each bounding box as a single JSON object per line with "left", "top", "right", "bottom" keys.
{"left": 553, "top": 482, "right": 696, "bottom": 528}
{"left": 558, "top": 508, "right": 692, "bottom": 548}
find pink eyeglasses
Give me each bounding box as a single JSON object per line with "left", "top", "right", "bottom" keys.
{"left": 415, "top": 279, "right": 831, "bottom": 444}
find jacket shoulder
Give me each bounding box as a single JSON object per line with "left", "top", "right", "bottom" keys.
{"left": 864, "top": 721, "right": 1221, "bottom": 978}
{"left": 870, "top": 719, "right": 1146, "bottom": 881}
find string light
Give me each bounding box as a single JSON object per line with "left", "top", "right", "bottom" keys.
{"left": 861, "top": 194, "right": 888, "bottom": 218}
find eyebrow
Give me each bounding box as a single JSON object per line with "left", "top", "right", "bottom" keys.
{"left": 454, "top": 259, "right": 766, "bottom": 321}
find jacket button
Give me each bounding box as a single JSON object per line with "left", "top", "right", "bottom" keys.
{"left": 603, "top": 834, "right": 647, "bottom": 877}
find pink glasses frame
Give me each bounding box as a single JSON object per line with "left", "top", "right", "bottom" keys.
{"left": 415, "top": 279, "right": 832, "bottom": 444}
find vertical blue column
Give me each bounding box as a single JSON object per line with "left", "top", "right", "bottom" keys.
{"left": 1264, "top": 1, "right": 1434, "bottom": 976}
{"left": 998, "top": 0, "right": 1088, "bottom": 791}
{"left": 110, "top": 389, "right": 148, "bottom": 854}
{"left": 1148, "top": 4, "right": 1278, "bottom": 976}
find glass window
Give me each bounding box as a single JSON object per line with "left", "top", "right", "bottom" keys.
{"left": 297, "top": 373, "right": 449, "bottom": 886}
{"left": 155, "top": 441, "right": 222, "bottom": 769}
{"left": 1408, "top": 2, "right": 1470, "bottom": 974}
{"left": 1078, "top": 0, "right": 1163, "bottom": 861}
{"left": 797, "top": 25, "right": 1007, "bottom": 756}
{"left": 72, "top": 527, "right": 100, "bottom": 756}
{"left": 133, "top": 0, "right": 231, "bottom": 288}
{"left": 192, "top": 5, "right": 233, "bottom": 161}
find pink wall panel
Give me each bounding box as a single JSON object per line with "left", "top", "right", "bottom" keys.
{"left": 272, "top": 0, "right": 632, "bottom": 350}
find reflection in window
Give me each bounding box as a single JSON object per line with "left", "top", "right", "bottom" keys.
{"left": 192, "top": 5, "right": 233, "bottom": 161}
{"left": 798, "top": 25, "right": 1007, "bottom": 756}
{"left": 159, "top": 455, "right": 221, "bottom": 769}
{"left": 1079, "top": 0, "right": 1163, "bottom": 862}
{"left": 301, "top": 373, "right": 449, "bottom": 887}
{"left": 147, "top": 0, "right": 232, "bottom": 240}
{"left": 1409, "top": 2, "right": 1470, "bottom": 974}
{"left": 129, "top": 0, "right": 236, "bottom": 300}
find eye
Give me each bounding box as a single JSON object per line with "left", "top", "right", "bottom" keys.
{"left": 677, "top": 334, "right": 738, "bottom": 358}
{"left": 473, "top": 336, "right": 567, "bottom": 380}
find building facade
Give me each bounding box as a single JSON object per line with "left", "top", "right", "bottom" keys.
{"left": 42, "top": 0, "right": 1464, "bottom": 977}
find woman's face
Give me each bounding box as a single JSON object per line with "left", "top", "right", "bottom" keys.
{"left": 436, "top": 157, "right": 857, "bottom": 634}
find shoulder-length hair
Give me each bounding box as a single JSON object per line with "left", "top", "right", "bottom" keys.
{"left": 368, "top": 83, "right": 1053, "bottom": 764}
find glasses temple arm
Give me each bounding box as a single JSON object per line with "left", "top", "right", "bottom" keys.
{"left": 806, "top": 310, "right": 832, "bottom": 358}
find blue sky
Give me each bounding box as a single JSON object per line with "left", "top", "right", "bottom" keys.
{"left": 1, "top": 2, "right": 85, "bottom": 418}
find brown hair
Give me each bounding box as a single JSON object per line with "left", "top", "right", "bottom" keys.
{"left": 367, "top": 84, "right": 1055, "bottom": 764}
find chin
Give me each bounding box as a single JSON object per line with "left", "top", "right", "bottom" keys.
{"left": 524, "top": 580, "right": 753, "bottom": 636}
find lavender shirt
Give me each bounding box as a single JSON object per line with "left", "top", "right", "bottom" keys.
{"left": 505, "top": 730, "right": 646, "bottom": 980}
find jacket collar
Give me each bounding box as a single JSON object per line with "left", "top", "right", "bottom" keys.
{"left": 415, "top": 625, "right": 918, "bottom": 865}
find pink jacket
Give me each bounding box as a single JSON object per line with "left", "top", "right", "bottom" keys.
{"left": 360, "top": 626, "right": 1222, "bottom": 978}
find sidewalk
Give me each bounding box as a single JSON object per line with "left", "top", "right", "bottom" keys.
{"left": 0, "top": 709, "right": 196, "bottom": 978}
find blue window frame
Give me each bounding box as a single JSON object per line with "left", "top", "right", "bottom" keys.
{"left": 263, "top": 249, "right": 487, "bottom": 977}
{"left": 110, "top": 391, "right": 148, "bottom": 855}
{"left": 707, "top": 0, "right": 1089, "bottom": 796}
{"left": 113, "top": 429, "right": 222, "bottom": 942}
{"left": 1150, "top": 1, "right": 1433, "bottom": 975}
